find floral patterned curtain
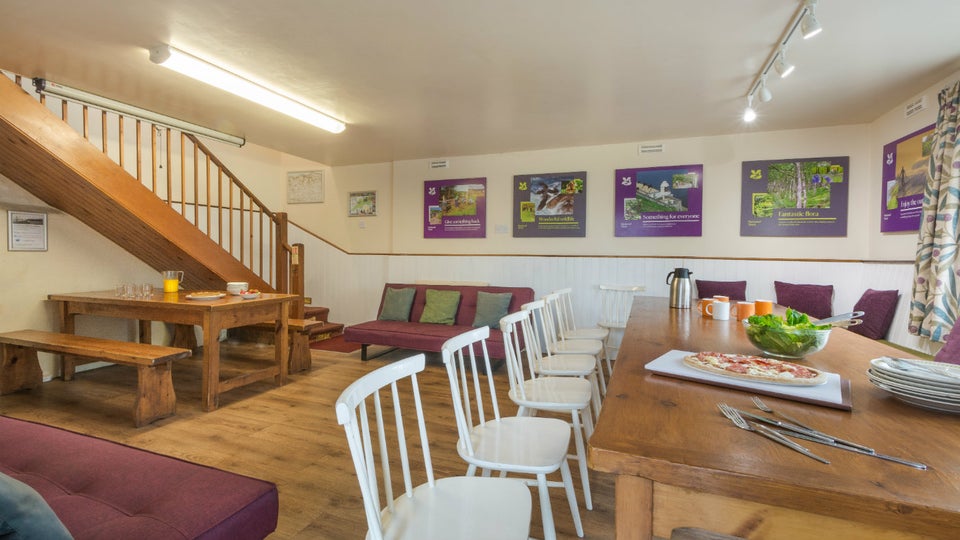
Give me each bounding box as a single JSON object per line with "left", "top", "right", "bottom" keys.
{"left": 910, "top": 80, "right": 960, "bottom": 342}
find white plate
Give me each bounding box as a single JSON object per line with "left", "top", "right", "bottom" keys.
{"left": 868, "top": 376, "right": 960, "bottom": 413}
{"left": 867, "top": 370, "right": 960, "bottom": 401}
{"left": 868, "top": 366, "right": 960, "bottom": 392}
{"left": 241, "top": 291, "right": 261, "bottom": 299}
{"left": 870, "top": 357, "right": 960, "bottom": 385}
{"left": 185, "top": 291, "right": 226, "bottom": 300}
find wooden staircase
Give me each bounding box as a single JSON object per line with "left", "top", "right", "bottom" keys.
{"left": 0, "top": 73, "right": 270, "bottom": 291}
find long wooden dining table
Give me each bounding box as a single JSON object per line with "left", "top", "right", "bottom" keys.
{"left": 588, "top": 296, "right": 960, "bottom": 539}
{"left": 49, "top": 290, "right": 297, "bottom": 411}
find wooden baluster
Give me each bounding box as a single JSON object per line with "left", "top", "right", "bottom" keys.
{"left": 165, "top": 128, "right": 172, "bottom": 204}
{"left": 101, "top": 110, "right": 107, "bottom": 154}
{"left": 217, "top": 168, "right": 223, "bottom": 247}
{"left": 82, "top": 104, "right": 89, "bottom": 140}
{"left": 118, "top": 114, "right": 125, "bottom": 169}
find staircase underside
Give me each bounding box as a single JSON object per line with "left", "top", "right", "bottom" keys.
{"left": 0, "top": 76, "right": 268, "bottom": 292}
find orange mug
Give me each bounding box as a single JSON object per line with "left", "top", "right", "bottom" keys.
{"left": 755, "top": 299, "right": 774, "bottom": 316}
{"left": 736, "top": 301, "right": 756, "bottom": 320}
{"left": 698, "top": 297, "right": 716, "bottom": 318}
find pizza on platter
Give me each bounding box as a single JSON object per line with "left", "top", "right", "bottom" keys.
{"left": 683, "top": 352, "right": 828, "bottom": 386}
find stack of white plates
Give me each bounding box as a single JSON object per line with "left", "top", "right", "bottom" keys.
{"left": 867, "top": 357, "right": 960, "bottom": 413}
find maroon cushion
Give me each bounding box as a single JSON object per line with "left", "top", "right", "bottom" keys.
{"left": 847, "top": 289, "right": 899, "bottom": 340}
{"left": 935, "top": 333, "right": 960, "bottom": 365}
{"left": 0, "top": 415, "right": 278, "bottom": 540}
{"left": 774, "top": 281, "right": 834, "bottom": 319}
{"left": 695, "top": 280, "right": 747, "bottom": 301}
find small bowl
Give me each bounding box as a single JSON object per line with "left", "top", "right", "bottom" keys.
{"left": 741, "top": 319, "right": 831, "bottom": 359}
{"left": 226, "top": 282, "right": 248, "bottom": 295}
{"left": 240, "top": 290, "right": 261, "bottom": 300}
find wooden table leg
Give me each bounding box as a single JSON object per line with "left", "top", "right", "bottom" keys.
{"left": 276, "top": 304, "right": 289, "bottom": 385}
{"left": 138, "top": 319, "right": 152, "bottom": 344}
{"left": 59, "top": 302, "right": 77, "bottom": 380}
{"left": 616, "top": 475, "right": 654, "bottom": 540}
{"left": 201, "top": 314, "right": 221, "bottom": 411}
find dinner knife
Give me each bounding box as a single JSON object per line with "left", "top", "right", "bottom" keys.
{"left": 733, "top": 408, "right": 875, "bottom": 454}
{"left": 774, "top": 429, "right": 928, "bottom": 470}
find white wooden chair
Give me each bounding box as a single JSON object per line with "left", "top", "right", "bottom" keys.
{"left": 542, "top": 292, "right": 608, "bottom": 397}
{"left": 552, "top": 288, "right": 610, "bottom": 344}
{"left": 441, "top": 326, "right": 585, "bottom": 540}
{"left": 523, "top": 299, "right": 603, "bottom": 419}
{"left": 598, "top": 284, "right": 645, "bottom": 369}
{"left": 335, "top": 353, "right": 532, "bottom": 540}
{"left": 500, "top": 309, "right": 595, "bottom": 511}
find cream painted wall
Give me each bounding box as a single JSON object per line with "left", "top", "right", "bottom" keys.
{"left": 866, "top": 68, "right": 960, "bottom": 261}
{"left": 385, "top": 126, "right": 877, "bottom": 259}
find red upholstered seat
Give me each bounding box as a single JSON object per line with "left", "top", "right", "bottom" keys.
{"left": 0, "top": 415, "right": 278, "bottom": 540}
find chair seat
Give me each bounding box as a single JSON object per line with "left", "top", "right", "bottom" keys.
{"left": 563, "top": 327, "right": 609, "bottom": 340}
{"left": 597, "top": 320, "right": 627, "bottom": 330}
{"left": 539, "top": 354, "right": 596, "bottom": 376}
{"left": 550, "top": 338, "right": 603, "bottom": 356}
{"left": 462, "top": 416, "right": 571, "bottom": 473}
{"left": 379, "top": 476, "right": 532, "bottom": 540}
{"left": 510, "top": 377, "right": 592, "bottom": 410}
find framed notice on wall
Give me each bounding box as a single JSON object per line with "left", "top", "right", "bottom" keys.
{"left": 423, "top": 178, "right": 487, "bottom": 238}
{"left": 614, "top": 164, "right": 703, "bottom": 237}
{"left": 513, "top": 171, "right": 586, "bottom": 237}
{"left": 740, "top": 156, "right": 849, "bottom": 237}
{"left": 287, "top": 170, "right": 324, "bottom": 203}
{"left": 881, "top": 124, "right": 934, "bottom": 232}
{"left": 7, "top": 210, "right": 48, "bottom": 251}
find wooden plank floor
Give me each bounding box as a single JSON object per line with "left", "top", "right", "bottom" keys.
{"left": 0, "top": 342, "right": 616, "bottom": 539}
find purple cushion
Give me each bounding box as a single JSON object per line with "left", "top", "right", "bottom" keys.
{"left": 847, "top": 289, "right": 899, "bottom": 340}
{"left": 774, "top": 281, "right": 833, "bottom": 319}
{"left": 695, "top": 280, "right": 747, "bottom": 301}
{"left": 935, "top": 333, "right": 960, "bottom": 365}
{"left": 0, "top": 415, "right": 278, "bottom": 540}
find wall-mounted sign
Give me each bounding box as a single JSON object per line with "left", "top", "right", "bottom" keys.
{"left": 513, "top": 171, "right": 586, "bottom": 237}
{"left": 7, "top": 210, "right": 48, "bottom": 251}
{"left": 881, "top": 124, "right": 935, "bottom": 232}
{"left": 740, "top": 156, "right": 849, "bottom": 237}
{"left": 423, "top": 178, "right": 487, "bottom": 238}
{"left": 614, "top": 164, "right": 703, "bottom": 237}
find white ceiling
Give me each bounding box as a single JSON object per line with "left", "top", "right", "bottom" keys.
{"left": 1, "top": 1, "right": 958, "bottom": 167}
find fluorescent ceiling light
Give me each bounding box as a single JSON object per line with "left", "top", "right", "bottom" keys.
{"left": 32, "top": 78, "right": 245, "bottom": 147}
{"left": 149, "top": 44, "right": 345, "bottom": 134}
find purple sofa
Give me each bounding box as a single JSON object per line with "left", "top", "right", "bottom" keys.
{"left": 344, "top": 283, "right": 535, "bottom": 361}
{"left": 0, "top": 415, "right": 278, "bottom": 540}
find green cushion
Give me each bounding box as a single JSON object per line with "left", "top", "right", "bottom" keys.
{"left": 378, "top": 287, "right": 416, "bottom": 321}
{"left": 473, "top": 291, "right": 514, "bottom": 329}
{"left": 0, "top": 472, "right": 73, "bottom": 539}
{"left": 419, "top": 289, "right": 461, "bottom": 325}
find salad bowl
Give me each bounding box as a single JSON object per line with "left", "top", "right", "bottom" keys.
{"left": 742, "top": 309, "right": 831, "bottom": 359}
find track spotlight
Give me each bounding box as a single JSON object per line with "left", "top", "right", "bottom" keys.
{"left": 801, "top": 0, "right": 823, "bottom": 39}
{"left": 759, "top": 77, "right": 773, "bottom": 102}
{"left": 743, "top": 96, "right": 757, "bottom": 123}
{"left": 775, "top": 49, "right": 795, "bottom": 78}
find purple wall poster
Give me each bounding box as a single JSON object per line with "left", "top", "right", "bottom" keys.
{"left": 513, "top": 171, "right": 586, "bottom": 237}
{"left": 740, "top": 156, "right": 849, "bottom": 237}
{"left": 881, "top": 124, "right": 934, "bottom": 232}
{"left": 423, "top": 178, "right": 487, "bottom": 238}
{"left": 614, "top": 165, "right": 703, "bottom": 237}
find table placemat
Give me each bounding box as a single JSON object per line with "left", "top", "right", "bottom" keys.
{"left": 644, "top": 349, "right": 852, "bottom": 410}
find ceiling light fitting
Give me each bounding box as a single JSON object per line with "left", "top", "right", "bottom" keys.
{"left": 149, "top": 44, "right": 346, "bottom": 134}
{"left": 742, "top": 0, "right": 823, "bottom": 123}
{"left": 32, "top": 78, "right": 245, "bottom": 146}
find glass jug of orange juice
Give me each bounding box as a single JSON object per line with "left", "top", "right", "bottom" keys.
{"left": 161, "top": 270, "right": 184, "bottom": 293}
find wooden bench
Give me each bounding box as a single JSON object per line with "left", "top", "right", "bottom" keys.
{"left": 249, "top": 317, "right": 329, "bottom": 373}
{"left": 0, "top": 329, "right": 192, "bottom": 427}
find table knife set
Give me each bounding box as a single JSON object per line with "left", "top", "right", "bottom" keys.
{"left": 718, "top": 397, "right": 927, "bottom": 470}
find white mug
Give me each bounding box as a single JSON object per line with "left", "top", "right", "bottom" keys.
{"left": 706, "top": 301, "right": 731, "bottom": 321}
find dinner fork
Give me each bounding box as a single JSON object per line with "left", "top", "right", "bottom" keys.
{"left": 751, "top": 396, "right": 815, "bottom": 431}
{"left": 717, "top": 403, "right": 830, "bottom": 464}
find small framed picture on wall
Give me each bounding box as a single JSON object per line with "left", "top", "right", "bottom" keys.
{"left": 287, "top": 170, "right": 325, "bottom": 203}
{"left": 7, "top": 210, "right": 48, "bottom": 251}
{"left": 349, "top": 191, "right": 377, "bottom": 217}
